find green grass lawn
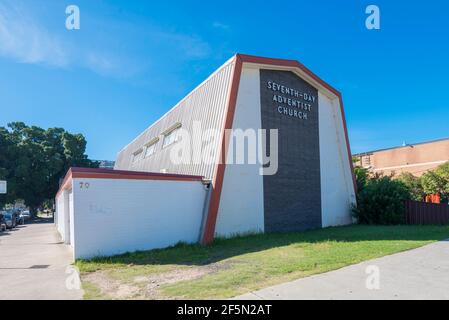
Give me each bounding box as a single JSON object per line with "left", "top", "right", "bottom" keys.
{"left": 76, "top": 225, "right": 449, "bottom": 300}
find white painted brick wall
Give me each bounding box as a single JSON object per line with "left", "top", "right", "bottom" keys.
{"left": 55, "top": 193, "right": 65, "bottom": 239}
{"left": 70, "top": 178, "right": 207, "bottom": 259}
{"left": 319, "top": 92, "right": 356, "bottom": 227}
{"left": 215, "top": 67, "right": 265, "bottom": 237}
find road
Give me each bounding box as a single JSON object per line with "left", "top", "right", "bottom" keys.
{"left": 0, "top": 219, "right": 83, "bottom": 300}
{"left": 235, "top": 240, "right": 449, "bottom": 300}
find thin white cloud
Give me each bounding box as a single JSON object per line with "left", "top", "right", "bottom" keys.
{"left": 84, "top": 52, "right": 141, "bottom": 78}
{"left": 173, "top": 34, "right": 211, "bottom": 59}
{"left": 212, "top": 21, "right": 230, "bottom": 31}
{"left": 149, "top": 29, "right": 211, "bottom": 60}
{"left": 0, "top": 2, "right": 68, "bottom": 67}
{"left": 0, "top": 1, "right": 139, "bottom": 78}
{"left": 0, "top": 1, "right": 212, "bottom": 79}
{"left": 85, "top": 53, "right": 115, "bottom": 75}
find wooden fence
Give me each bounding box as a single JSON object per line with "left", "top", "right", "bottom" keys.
{"left": 405, "top": 200, "right": 449, "bottom": 225}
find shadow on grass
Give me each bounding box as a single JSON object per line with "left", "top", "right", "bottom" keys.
{"left": 78, "top": 224, "right": 449, "bottom": 267}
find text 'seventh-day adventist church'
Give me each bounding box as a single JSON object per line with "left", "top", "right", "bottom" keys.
{"left": 55, "top": 54, "right": 357, "bottom": 259}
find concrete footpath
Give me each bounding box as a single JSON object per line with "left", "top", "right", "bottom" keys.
{"left": 235, "top": 240, "right": 449, "bottom": 300}
{"left": 0, "top": 220, "right": 83, "bottom": 300}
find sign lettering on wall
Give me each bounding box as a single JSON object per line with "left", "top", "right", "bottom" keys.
{"left": 266, "top": 81, "right": 316, "bottom": 120}
{"left": 260, "top": 69, "right": 321, "bottom": 233}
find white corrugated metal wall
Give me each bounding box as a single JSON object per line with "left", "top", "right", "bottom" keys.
{"left": 115, "top": 57, "right": 235, "bottom": 180}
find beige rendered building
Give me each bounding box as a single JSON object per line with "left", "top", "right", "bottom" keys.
{"left": 354, "top": 138, "right": 449, "bottom": 177}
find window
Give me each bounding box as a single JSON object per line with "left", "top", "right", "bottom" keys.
{"left": 162, "top": 125, "right": 182, "bottom": 148}
{"left": 144, "top": 139, "right": 158, "bottom": 158}
{"left": 131, "top": 149, "right": 143, "bottom": 163}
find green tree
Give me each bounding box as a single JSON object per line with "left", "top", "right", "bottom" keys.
{"left": 0, "top": 127, "right": 18, "bottom": 208}
{"left": 0, "top": 122, "right": 98, "bottom": 213}
{"left": 420, "top": 163, "right": 449, "bottom": 203}
{"left": 434, "top": 162, "right": 449, "bottom": 195}
{"left": 396, "top": 172, "right": 425, "bottom": 201}
{"left": 420, "top": 170, "right": 446, "bottom": 195}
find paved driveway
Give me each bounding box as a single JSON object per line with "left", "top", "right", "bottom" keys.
{"left": 0, "top": 220, "right": 83, "bottom": 300}
{"left": 236, "top": 240, "right": 449, "bottom": 300}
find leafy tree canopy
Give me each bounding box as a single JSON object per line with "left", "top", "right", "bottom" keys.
{"left": 0, "top": 122, "right": 98, "bottom": 211}
{"left": 421, "top": 170, "right": 446, "bottom": 196}
{"left": 434, "top": 162, "right": 449, "bottom": 194}
{"left": 396, "top": 172, "right": 425, "bottom": 201}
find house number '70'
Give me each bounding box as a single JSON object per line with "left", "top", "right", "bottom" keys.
{"left": 79, "top": 182, "right": 90, "bottom": 189}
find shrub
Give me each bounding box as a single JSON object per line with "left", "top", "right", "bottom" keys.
{"left": 396, "top": 172, "right": 425, "bottom": 201}
{"left": 354, "top": 166, "right": 369, "bottom": 192}
{"left": 353, "top": 175, "right": 410, "bottom": 225}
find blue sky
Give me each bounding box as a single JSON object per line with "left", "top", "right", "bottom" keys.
{"left": 0, "top": 0, "right": 448, "bottom": 160}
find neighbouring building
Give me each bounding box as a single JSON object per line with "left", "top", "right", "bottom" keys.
{"left": 55, "top": 54, "right": 357, "bottom": 259}
{"left": 97, "top": 160, "right": 115, "bottom": 170}
{"left": 354, "top": 138, "right": 449, "bottom": 177}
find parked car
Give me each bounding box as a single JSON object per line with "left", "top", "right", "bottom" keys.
{"left": 11, "top": 209, "right": 20, "bottom": 224}
{"left": 3, "top": 211, "right": 17, "bottom": 229}
{"left": 16, "top": 213, "right": 24, "bottom": 225}
{"left": 17, "top": 210, "right": 31, "bottom": 224}
{"left": 0, "top": 212, "right": 6, "bottom": 232}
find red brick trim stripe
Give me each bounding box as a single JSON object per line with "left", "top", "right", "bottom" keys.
{"left": 55, "top": 167, "right": 203, "bottom": 199}
{"left": 55, "top": 168, "right": 73, "bottom": 199}
{"left": 70, "top": 167, "right": 203, "bottom": 180}
{"left": 238, "top": 54, "right": 356, "bottom": 192}
{"left": 338, "top": 96, "right": 358, "bottom": 195}
{"left": 237, "top": 54, "right": 342, "bottom": 97}
{"left": 201, "top": 55, "right": 243, "bottom": 244}
{"left": 201, "top": 54, "right": 357, "bottom": 244}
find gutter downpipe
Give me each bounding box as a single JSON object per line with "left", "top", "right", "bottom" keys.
{"left": 198, "top": 179, "right": 213, "bottom": 244}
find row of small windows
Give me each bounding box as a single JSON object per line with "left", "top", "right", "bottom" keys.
{"left": 131, "top": 124, "right": 182, "bottom": 164}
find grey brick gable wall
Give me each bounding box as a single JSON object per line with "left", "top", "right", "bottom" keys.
{"left": 260, "top": 69, "right": 322, "bottom": 232}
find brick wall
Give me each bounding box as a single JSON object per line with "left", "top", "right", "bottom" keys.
{"left": 260, "top": 69, "right": 322, "bottom": 232}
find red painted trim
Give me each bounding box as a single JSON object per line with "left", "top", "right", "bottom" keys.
{"left": 69, "top": 167, "right": 203, "bottom": 181}
{"left": 201, "top": 55, "right": 243, "bottom": 244}
{"left": 238, "top": 54, "right": 356, "bottom": 193}
{"left": 338, "top": 96, "right": 358, "bottom": 195}
{"left": 55, "top": 167, "right": 204, "bottom": 199}
{"left": 201, "top": 54, "right": 357, "bottom": 244}
{"left": 237, "top": 54, "right": 356, "bottom": 192}
{"left": 55, "top": 168, "right": 73, "bottom": 199}
{"left": 238, "top": 54, "right": 342, "bottom": 97}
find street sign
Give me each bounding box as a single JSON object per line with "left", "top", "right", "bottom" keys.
{"left": 0, "top": 181, "right": 6, "bottom": 194}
